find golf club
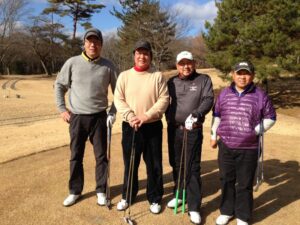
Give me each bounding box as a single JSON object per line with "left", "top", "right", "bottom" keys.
{"left": 254, "top": 120, "right": 264, "bottom": 192}
{"left": 181, "top": 129, "right": 187, "bottom": 214}
{"left": 123, "top": 129, "right": 136, "bottom": 225}
{"left": 106, "top": 123, "right": 112, "bottom": 209}
{"left": 174, "top": 129, "right": 187, "bottom": 214}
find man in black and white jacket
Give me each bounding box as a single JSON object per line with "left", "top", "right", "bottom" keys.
{"left": 166, "top": 51, "right": 214, "bottom": 224}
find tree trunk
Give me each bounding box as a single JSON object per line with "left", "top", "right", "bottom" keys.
{"left": 40, "top": 59, "right": 50, "bottom": 76}
{"left": 72, "top": 20, "right": 77, "bottom": 40}
{"left": 72, "top": 3, "right": 79, "bottom": 40}
{"left": 6, "top": 66, "right": 10, "bottom": 75}
{"left": 262, "top": 78, "right": 269, "bottom": 94}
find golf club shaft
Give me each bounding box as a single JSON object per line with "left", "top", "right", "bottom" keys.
{"left": 181, "top": 130, "right": 187, "bottom": 214}
{"left": 254, "top": 120, "right": 264, "bottom": 191}
{"left": 106, "top": 124, "right": 111, "bottom": 208}
{"left": 173, "top": 129, "right": 186, "bottom": 215}
{"left": 124, "top": 130, "right": 136, "bottom": 219}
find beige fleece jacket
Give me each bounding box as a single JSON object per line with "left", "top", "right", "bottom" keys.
{"left": 114, "top": 67, "right": 169, "bottom": 123}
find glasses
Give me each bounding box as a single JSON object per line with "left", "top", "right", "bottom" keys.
{"left": 236, "top": 71, "right": 253, "bottom": 76}
{"left": 178, "top": 62, "right": 193, "bottom": 67}
{"left": 85, "top": 39, "right": 101, "bottom": 45}
{"left": 135, "top": 51, "right": 151, "bottom": 57}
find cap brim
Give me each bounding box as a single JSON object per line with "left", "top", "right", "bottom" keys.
{"left": 235, "top": 67, "right": 253, "bottom": 73}
{"left": 85, "top": 32, "right": 100, "bottom": 39}
{"left": 177, "top": 58, "right": 193, "bottom": 63}
{"left": 134, "top": 47, "right": 151, "bottom": 52}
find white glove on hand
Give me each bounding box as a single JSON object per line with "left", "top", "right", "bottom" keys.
{"left": 107, "top": 114, "right": 116, "bottom": 128}
{"left": 185, "top": 114, "right": 198, "bottom": 130}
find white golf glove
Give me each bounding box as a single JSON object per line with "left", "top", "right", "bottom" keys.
{"left": 185, "top": 114, "right": 198, "bottom": 130}
{"left": 107, "top": 113, "right": 116, "bottom": 128}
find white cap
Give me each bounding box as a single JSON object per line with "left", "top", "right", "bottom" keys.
{"left": 176, "top": 51, "right": 193, "bottom": 63}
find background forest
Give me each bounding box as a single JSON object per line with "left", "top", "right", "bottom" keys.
{"left": 0, "top": 0, "right": 299, "bottom": 84}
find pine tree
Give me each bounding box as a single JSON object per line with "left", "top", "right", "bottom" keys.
{"left": 112, "top": 0, "right": 176, "bottom": 70}
{"left": 43, "top": 0, "right": 105, "bottom": 40}
{"left": 26, "top": 16, "right": 68, "bottom": 75}
{"left": 204, "top": 0, "right": 300, "bottom": 82}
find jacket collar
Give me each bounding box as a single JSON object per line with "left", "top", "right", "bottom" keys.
{"left": 81, "top": 52, "right": 101, "bottom": 62}
{"left": 230, "top": 82, "right": 256, "bottom": 96}
{"left": 178, "top": 70, "right": 197, "bottom": 80}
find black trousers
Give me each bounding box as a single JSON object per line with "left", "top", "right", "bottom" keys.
{"left": 68, "top": 111, "right": 107, "bottom": 195}
{"left": 167, "top": 125, "right": 203, "bottom": 212}
{"left": 121, "top": 121, "right": 163, "bottom": 204}
{"left": 218, "top": 140, "right": 258, "bottom": 222}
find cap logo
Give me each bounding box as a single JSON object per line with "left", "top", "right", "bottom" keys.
{"left": 239, "top": 62, "right": 248, "bottom": 66}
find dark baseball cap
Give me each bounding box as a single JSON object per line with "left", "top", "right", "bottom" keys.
{"left": 84, "top": 28, "right": 103, "bottom": 44}
{"left": 234, "top": 61, "right": 255, "bottom": 74}
{"left": 133, "top": 40, "right": 152, "bottom": 53}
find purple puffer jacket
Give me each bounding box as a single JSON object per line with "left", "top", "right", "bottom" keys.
{"left": 213, "top": 83, "right": 276, "bottom": 149}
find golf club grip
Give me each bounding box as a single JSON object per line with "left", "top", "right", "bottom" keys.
{"left": 181, "top": 189, "right": 186, "bottom": 214}
{"left": 174, "top": 190, "right": 179, "bottom": 214}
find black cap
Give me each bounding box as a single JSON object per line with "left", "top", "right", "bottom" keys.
{"left": 84, "top": 28, "right": 103, "bottom": 44}
{"left": 234, "top": 61, "right": 255, "bottom": 74}
{"left": 133, "top": 40, "right": 152, "bottom": 53}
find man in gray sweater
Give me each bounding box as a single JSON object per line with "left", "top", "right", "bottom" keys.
{"left": 54, "top": 28, "right": 118, "bottom": 207}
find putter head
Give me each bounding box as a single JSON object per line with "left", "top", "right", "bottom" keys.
{"left": 123, "top": 217, "right": 134, "bottom": 225}
{"left": 254, "top": 180, "right": 263, "bottom": 192}
{"left": 106, "top": 199, "right": 112, "bottom": 210}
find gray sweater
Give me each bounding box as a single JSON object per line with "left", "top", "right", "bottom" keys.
{"left": 54, "top": 54, "right": 118, "bottom": 114}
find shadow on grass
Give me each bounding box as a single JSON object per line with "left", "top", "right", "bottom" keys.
{"left": 200, "top": 159, "right": 300, "bottom": 224}
{"left": 253, "top": 159, "right": 300, "bottom": 223}
{"left": 80, "top": 159, "right": 300, "bottom": 224}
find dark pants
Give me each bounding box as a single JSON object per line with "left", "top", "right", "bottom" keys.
{"left": 218, "top": 140, "right": 258, "bottom": 222}
{"left": 121, "top": 121, "right": 164, "bottom": 204}
{"left": 68, "top": 111, "right": 107, "bottom": 195}
{"left": 167, "top": 125, "right": 203, "bottom": 212}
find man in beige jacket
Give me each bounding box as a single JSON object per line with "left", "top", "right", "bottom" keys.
{"left": 114, "top": 40, "right": 169, "bottom": 214}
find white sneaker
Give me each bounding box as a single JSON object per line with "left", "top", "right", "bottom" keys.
{"left": 117, "top": 199, "right": 128, "bottom": 211}
{"left": 216, "top": 215, "right": 234, "bottom": 225}
{"left": 149, "top": 203, "right": 161, "bottom": 214}
{"left": 237, "top": 218, "right": 248, "bottom": 225}
{"left": 167, "top": 198, "right": 182, "bottom": 208}
{"left": 97, "top": 193, "right": 107, "bottom": 206}
{"left": 63, "top": 194, "right": 80, "bottom": 207}
{"left": 189, "top": 211, "right": 201, "bottom": 224}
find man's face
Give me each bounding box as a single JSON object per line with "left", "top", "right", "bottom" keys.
{"left": 176, "top": 59, "right": 195, "bottom": 78}
{"left": 84, "top": 36, "right": 102, "bottom": 59}
{"left": 232, "top": 69, "right": 255, "bottom": 90}
{"left": 134, "top": 48, "right": 151, "bottom": 69}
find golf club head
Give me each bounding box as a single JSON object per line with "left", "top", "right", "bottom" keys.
{"left": 254, "top": 180, "right": 263, "bottom": 192}
{"left": 123, "top": 217, "right": 134, "bottom": 225}
{"left": 106, "top": 199, "right": 112, "bottom": 210}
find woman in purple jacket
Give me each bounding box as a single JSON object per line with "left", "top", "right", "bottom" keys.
{"left": 210, "top": 61, "right": 276, "bottom": 225}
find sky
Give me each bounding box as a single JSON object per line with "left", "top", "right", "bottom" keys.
{"left": 28, "top": 0, "right": 218, "bottom": 38}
